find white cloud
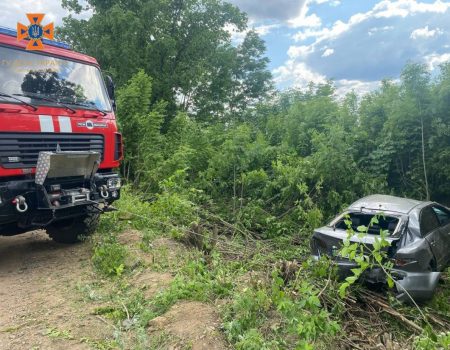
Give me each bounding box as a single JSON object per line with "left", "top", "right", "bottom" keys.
{"left": 225, "top": 23, "right": 248, "bottom": 44}
{"left": 293, "top": 0, "right": 450, "bottom": 44}
{"left": 410, "top": 26, "right": 443, "bottom": 39}
{"left": 273, "top": 60, "right": 326, "bottom": 88}
{"left": 287, "top": 45, "right": 315, "bottom": 58}
{"left": 368, "top": 26, "right": 394, "bottom": 36}
{"left": 321, "top": 48, "right": 334, "bottom": 57}
{"left": 373, "top": 0, "right": 450, "bottom": 18}
{"left": 311, "top": 0, "right": 341, "bottom": 5}
{"left": 424, "top": 52, "right": 450, "bottom": 70}
{"left": 288, "top": 13, "right": 322, "bottom": 28}
{"left": 273, "top": 68, "right": 380, "bottom": 99}
{"left": 0, "top": 0, "right": 91, "bottom": 30}
{"left": 254, "top": 24, "right": 279, "bottom": 37}
{"left": 292, "top": 17, "right": 357, "bottom": 42}
{"left": 225, "top": 22, "right": 278, "bottom": 45}
{"left": 275, "top": 0, "right": 450, "bottom": 91}
{"left": 335, "top": 79, "right": 381, "bottom": 98}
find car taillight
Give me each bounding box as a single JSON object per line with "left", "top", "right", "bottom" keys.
{"left": 114, "top": 133, "right": 123, "bottom": 161}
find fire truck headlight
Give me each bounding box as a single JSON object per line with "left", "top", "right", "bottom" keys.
{"left": 107, "top": 178, "right": 121, "bottom": 189}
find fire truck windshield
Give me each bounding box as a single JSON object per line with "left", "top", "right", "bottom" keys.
{"left": 0, "top": 45, "right": 111, "bottom": 112}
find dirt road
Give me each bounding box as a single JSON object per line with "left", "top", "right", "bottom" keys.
{"left": 0, "top": 230, "right": 110, "bottom": 350}
{"left": 0, "top": 230, "right": 228, "bottom": 350}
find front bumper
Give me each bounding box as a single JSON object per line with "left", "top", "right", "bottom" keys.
{"left": 312, "top": 254, "right": 441, "bottom": 302}
{"left": 0, "top": 151, "right": 121, "bottom": 228}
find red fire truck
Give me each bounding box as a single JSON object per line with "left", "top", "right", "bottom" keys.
{"left": 0, "top": 26, "right": 122, "bottom": 243}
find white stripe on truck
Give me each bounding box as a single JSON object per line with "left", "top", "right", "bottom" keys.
{"left": 58, "top": 116, "right": 72, "bottom": 133}
{"left": 39, "top": 115, "right": 54, "bottom": 132}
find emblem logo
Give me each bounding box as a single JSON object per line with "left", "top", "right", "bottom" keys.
{"left": 17, "top": 14, "right": 54, "bottom": 50}
{"left": 77, "top": 121, "right": 107, "bottom": 129}
{"left": 86, "top": 120, "right": 94, "bottom": 130}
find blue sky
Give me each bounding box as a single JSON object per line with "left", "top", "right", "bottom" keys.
{"left": 2, "top": 0, "right": 450, "bottom": 95}
{"left": 228, "top": 0, "right": 450, "bottom": 95}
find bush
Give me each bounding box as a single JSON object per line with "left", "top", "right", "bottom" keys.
{"left": 92, "top": 234, "right": 127, "bottom": 277}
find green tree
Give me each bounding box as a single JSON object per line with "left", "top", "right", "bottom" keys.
{"left": 59, "top": 0, "right": 271, "bottom": 122}
{"left": 116, "top": 70, "right": 165, "bottom": 185}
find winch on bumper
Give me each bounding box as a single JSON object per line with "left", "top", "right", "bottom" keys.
{"left": 0, "top": 151, "right": 121, "bottom": 229}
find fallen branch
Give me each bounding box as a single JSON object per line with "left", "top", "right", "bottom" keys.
{"left": 359, "top": 291, "right": 423, "bottom": 333}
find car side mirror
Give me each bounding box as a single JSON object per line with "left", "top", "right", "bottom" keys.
{"left": 105, "top": 75, "right": 116, "bottom": 110}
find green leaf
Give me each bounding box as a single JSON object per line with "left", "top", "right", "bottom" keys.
{"left": 357, "top": 225, "right": 367, "bottom": 232}
{"left": 345, "top": 276, "right": 358, "bottom": 284}
{"left": 387, "top": 276, "right": 394, "bottom": 288}
{"left": 339, "top": 282, "right": 349, "bottom": 298}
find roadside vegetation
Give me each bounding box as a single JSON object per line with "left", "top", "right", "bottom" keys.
{"left": 87, "top": 189, "right": 449, "bottom": 349}
{"left": 58, "top": 0, "right": 450, "bottom": 348}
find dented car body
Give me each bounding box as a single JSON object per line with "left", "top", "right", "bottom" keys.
{"left": 311, "top": 195, "right": 450, "bottom": 302}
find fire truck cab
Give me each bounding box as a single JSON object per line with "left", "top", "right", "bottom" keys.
{"left": 0, "top": 27, "right": 122, "bottom": 243}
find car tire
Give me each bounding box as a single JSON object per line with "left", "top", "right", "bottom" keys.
{"left": 46, "top": 206, "right": 100, "bottom": 244}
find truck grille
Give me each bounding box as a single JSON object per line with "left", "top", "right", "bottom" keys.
{"left": 0, "top": 132, "right": 104, "bottom": 169}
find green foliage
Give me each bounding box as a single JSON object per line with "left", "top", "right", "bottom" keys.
{"left": 44, "top": 327, "right": 73, "bottom": 340}
{"left": 115, "top": 70, "right": 165, "bottom": 185}
{"left": 103, "top": 58, "right": 450, "bottom": 245}
{"left": 60, "top": 5, "right": 450, "bottom": 346}
{"left": 224, "top": 287, "right": 272, "bottom": 343}
{"left": 413, "top": 330, "right": 450, "bottom": 350}
{"left": 89, "top": 189, "right": 447, "bottom": 349}
{"left": 338, "top": 214, "right": 394, "bottom": 298}
{"left": 59, "top": 0, "right": 272, "bottom": 121}
{"left": 223, "top": 268, "right": 339, "bottom": 349}
{"left": 92, "top": 233, "right": 127, "bottom": 277}
{"left": 148, "top": 252, "right": 236, "bottom": 317}
{"left": 235, "top": 329, "right": 273, "bottom": 350}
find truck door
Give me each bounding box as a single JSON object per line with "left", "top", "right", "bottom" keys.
{"left": 420, "top": 205, "right": 448, "bottom": 270}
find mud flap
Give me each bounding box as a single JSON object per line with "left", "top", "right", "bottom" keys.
{"left": 394, "top": 271, "right": 441, "bottom": 302}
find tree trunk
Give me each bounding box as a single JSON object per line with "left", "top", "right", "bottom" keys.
{"left": 420, "top": 116, "right": 430, "bottom": 200}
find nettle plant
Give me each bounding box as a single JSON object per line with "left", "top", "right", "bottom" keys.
{"left": 338, "top": 213, "right": 395, "bottom": 298}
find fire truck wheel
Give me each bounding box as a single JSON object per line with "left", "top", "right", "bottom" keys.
{"left": 46, "top": 206, "right": 100, "bottom": 243}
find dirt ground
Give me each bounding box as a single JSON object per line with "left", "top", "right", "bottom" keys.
{"left": 0, "top": 230, "right": 227, "bottom": 350}
{"left": 0, "top": 230, "right": 109, "bottom": 349}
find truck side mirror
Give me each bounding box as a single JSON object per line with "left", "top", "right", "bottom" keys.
{"left": 105, "top": 75, "right": 116, "bottom": 110}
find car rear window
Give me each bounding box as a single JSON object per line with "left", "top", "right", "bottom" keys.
{"left": 432, "top": 206, "right": 450, "bottom": 227}
{"left": 334, "top": 213, "right": 399, "bottom": 235}
{"left": 420, "top": 206, "right": 440, "bottom": 234}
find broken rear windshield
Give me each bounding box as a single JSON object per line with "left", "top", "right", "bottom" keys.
{"left": 333, "top": 213, "right": 399, "bottom": 235}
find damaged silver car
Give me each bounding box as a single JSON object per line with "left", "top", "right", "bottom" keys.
{"left": 311, "top": 194, "right": 450, "bottom": 302}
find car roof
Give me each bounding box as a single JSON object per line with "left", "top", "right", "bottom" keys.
{"left": 348, "top": 194, "right": 425, "bottom": 214}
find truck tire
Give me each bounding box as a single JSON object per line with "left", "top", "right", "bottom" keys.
{"left": 46, "top": 206, "right": 100, "bottom": 243}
